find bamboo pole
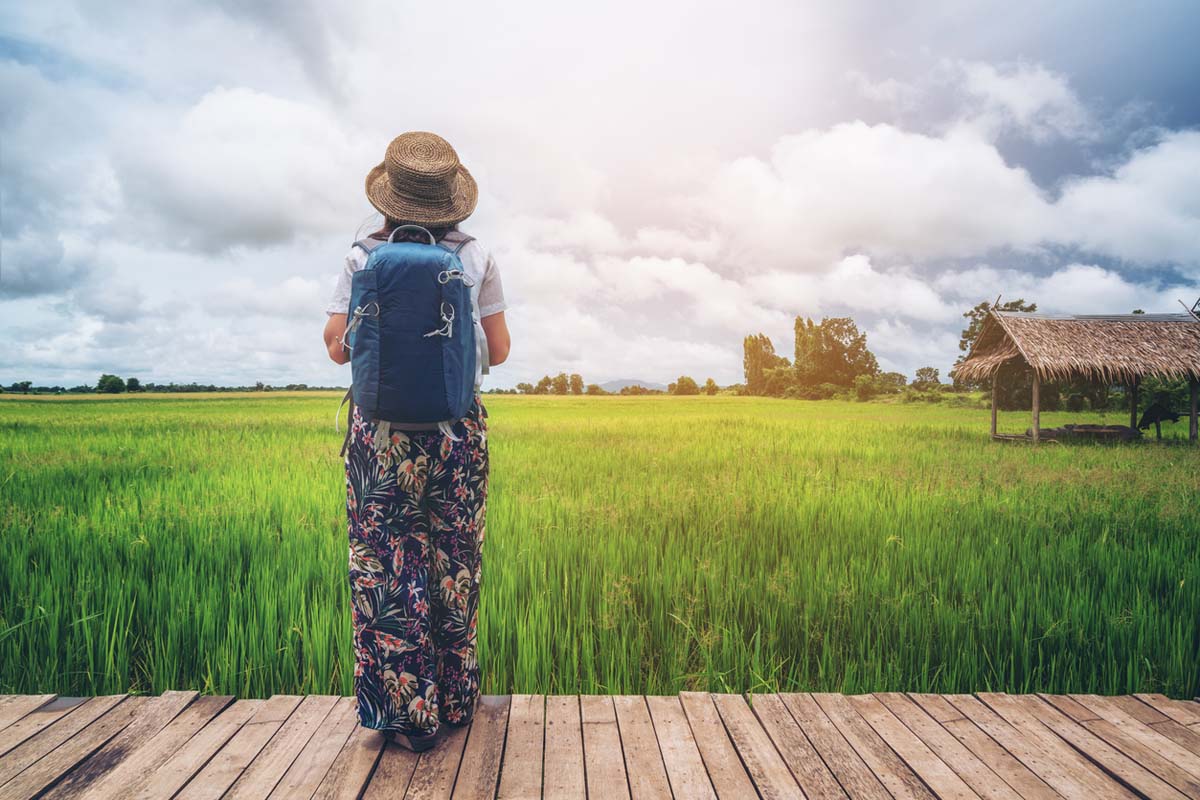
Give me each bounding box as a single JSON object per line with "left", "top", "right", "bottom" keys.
{"left": 1190, "top": 378, "right": 1198, "bottom": 443}
{"left": 990, "top": 379, "right": 998, "bottom": 436}
{"left": 1129, "top": 379, "right": 1139, "bottom": 430}
{"left": 1031, "top": 375, "right": 1040, "bottom": 444}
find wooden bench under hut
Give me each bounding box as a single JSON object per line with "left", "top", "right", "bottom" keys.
{"left": 952, "top": 310, "right": 1200, "bottom": 443}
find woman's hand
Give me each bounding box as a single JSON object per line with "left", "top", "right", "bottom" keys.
{"left": 323, "top": 313, "right": 350, "bottom": 365}
{"left": 481, "top": 312, "right": 510, "bottom": 365}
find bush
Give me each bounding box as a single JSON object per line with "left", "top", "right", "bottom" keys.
{"left": 854, "top": 375, "right": 877, "bottom": 401}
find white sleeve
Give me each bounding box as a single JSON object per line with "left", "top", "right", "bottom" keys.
{"left": 325, "top": 248, "right": 361, "bottom": 316}
{"left": 476, "top": 251, "right": 507, "bottom": 318}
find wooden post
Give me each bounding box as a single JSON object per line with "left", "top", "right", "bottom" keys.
{"left": 990, "top": 379, "right": 998, "bottom": 437}
{"left": 1129, "top": 379, "right": 1139, "bottom": 430}
{"left": 1031, "top": 374, "right": 1040, "bottom": 443}
{"left": 1190, "top": 377, "right": 1198, "bottom": 443}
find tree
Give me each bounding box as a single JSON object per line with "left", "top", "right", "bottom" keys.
{"left": 854, "top": 374, "right": 877, "bottom": 401}
{"left": 912, "top": 367, "right": 940, "bottom": 391}
{"left": 585, "top": 383, "right": 605, "bottom": 395}
{"left": 534, "top": 375, "right": 553, "bottom": 394}
{"left": 126, "top": 377, "right": 142, "bottom": 392}
{"left": 743, "top": 334, "right": 789, "bottom": 395}
{"left": 569, "top": 373, "right": 584, "bottom": 395}
{"left": 551, "top": 373, "right": 570, "bottom": 395}
{"left": 703, "top": 378, "right": 719, "bottom": 395}
{"left": 516, "top": 382, "right": 534, "bottom": 394}
{"left": 876, "top": 372, "right": 906, "bottom": 393}
{"left": 669, "top": 376, "right": 700, "bottom": 395}
{"left": 96, "top": 374, "right": 126, "bottom": 394}
{"left": 954, "top": 298, "right": 1037, "bottom": 389}
{"left": 793, "top": 316, "right": 879, "bottom": 387}
{"left": 11, "top": 381, "right": 32, "bottom": 394}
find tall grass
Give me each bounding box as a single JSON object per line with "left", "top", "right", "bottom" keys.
{"left": 1, "top": 393, "right": 1197, "bottom": 699}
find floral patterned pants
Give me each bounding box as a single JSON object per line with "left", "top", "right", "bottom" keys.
{"left": 344, "top": 397, "right": 488, "bottom": 736}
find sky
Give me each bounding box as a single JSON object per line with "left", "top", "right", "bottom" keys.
{"left": 2, "top": 0, "right": 1199, "bottom": 389}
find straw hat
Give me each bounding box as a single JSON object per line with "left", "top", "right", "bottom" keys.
{"left": 364, "top": 132, "right": 478, "bottom": 226}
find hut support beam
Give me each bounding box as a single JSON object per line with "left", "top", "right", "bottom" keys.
{"left": 1031, "top": 375, "right": 1040, "bottom": 444}
{"left": 1129, "top": 379, "right": 1139, "bottom": 430}
{"left": 990, "top": 380, "right": 998, "bottom": 436}
{"left": 1190, "top": 378, "right": 1198, "bottom": 443}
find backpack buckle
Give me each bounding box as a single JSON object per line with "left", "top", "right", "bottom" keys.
{"left": 423, "top": 302, "right": 456, "bottom": 338}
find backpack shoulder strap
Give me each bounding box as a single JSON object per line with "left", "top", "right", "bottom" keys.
{"left": 438, "top": 234, "right": 475, "bottom": 257}
{"left": 352, "top": 238, "right": 386, "bottom": 256}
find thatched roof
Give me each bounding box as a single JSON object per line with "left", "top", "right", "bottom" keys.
{"left": 953, "top": 311, "right": 1200, "bottom": 384}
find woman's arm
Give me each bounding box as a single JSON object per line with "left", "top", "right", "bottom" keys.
{"left": 481, "top": 312, "right": 511, "bottom": 365}
{"left": 323, "top": 313, "right": 350, "bottom": 365}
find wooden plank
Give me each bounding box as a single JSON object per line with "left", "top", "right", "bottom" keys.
{"left": 1019, "top": 694, "right": 1194, "bottom": 799}
{"left": 982, "top": 694, "right": 1148, "bottom": 798}
{"left": 678, "top": 691, "right": 755, "bottom": 800}
{"left": 390, "top": 723, "right": 469, "bottom": 799}
{"left": 849, "top": 694, "right": 980, "bottom": 799}
{"left": 1049, "top": 693, "right": 1200, "bottom": 757}
{"left": 947, "top": 693, "right": 1122, "bottom": 800}
{"left": 356, "top": 737, "right": 418, "bottom": 800}
{"left": 876, "top": 693, "right": 1026, "bottom": 800}
{"left": 781, "top": 692, "right": 889, "bottom": 799}
{"left": 580, "top": 695, "right": 630, "bottom": 800}
{"left": 168, "top": 695, "right": 301, "bottom": 799}
{"left": 0, "top": 694, "right": 126, "bottom": 788}
{"left": 1132, "top": 690, "right": 1200, "bottom": 729}
{"left": 0, "top": 695, "right": 56, "bottom": 733}
{"left": 498, "top": 694, "right": 545, "bottom": 800}
{"left": 1070, "top": 695, "right": 1200, "bottom": 780}
{"left": 0, "top": 697, "right": 86, "bottom": 759}
{"left": 711, "top": 692, "right": 803, "bottom": 800}
{"left": 1036, "top": 694, "right": 1100, "bottom": 722}
{"left": 1145, "top": 719, "right": 1200, "bottom": 758}
{"left": 454, "top": 695, "right": 512, "bottom": 800}
{"left": 131, "top": 698, "right": 264, "bottom": 799}
{"left": 0, "top": 695, "right": 146, "bottom": 799}
{"left": 1134, "top": 694, "right": 1200, "bottom": 727}
{"left": 268, "top": 696, "right": 360, "bottom": 799}
{"left": 311, "top": 715, "right": 386, "bottom": 800}
{"left": 541, "top": 695, "right": 585, "bottom": 800}
{"left": 645, "top": 695, "right": 716, "bottom": 800}
{"left": 43, "top": 690, "right": 199, "bottom": 799}
{"left": 814, "top": 692, "right": 934, "bottom": 800}
{"left": 612, "top": 695, "right": 672, "bottom": 800}
{"left": 85, "top": 695, "right": 235, "bottom": 800}
{"left": 909, "top": 693, "right": 966, "bottom": 724}
{"left": 222, "top": 694, "right": 340, "bottom": 799}
{"left": 750, "top": 693, "right": 846, "bottom": 799}
{"left": 1106, "top": 695, "right": 1169, "bottom": 726}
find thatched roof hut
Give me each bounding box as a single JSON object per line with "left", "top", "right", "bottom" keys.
{"left": 952, "top": 310, "right": 1200, "bottom": 443}
{"left": 954, "top": 312, "right": 1200, "bottom": 385}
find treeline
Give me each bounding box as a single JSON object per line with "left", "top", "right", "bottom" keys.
{"left": 1, "top": 376, "right": 345, "bottom": 395}
{"left": 504, "top": 373, "right": 722, "bottom": 396}
{"left": 742, "top": 316, "right": 950, "bottom": 402}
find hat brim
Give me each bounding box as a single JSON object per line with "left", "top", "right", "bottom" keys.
{"left": 364, "top": 162, "right": 478, "bottom": 227}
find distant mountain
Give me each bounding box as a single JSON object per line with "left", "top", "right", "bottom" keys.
{"left": 598, "top": 378, "right": 668, "bottom": 393}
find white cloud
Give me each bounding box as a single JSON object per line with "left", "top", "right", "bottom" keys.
{"left": 695, "top": 122, "right": 1053, "bottom": 269}
{"left": 1055, "top": 131, "right": 1200, "bottom": 266}
{"left": 3, "top": 2, "right": 1200, "bottom": 389}
{"left": 114, "top": 87, "right": 371, "bottom": 251}
{"left": 957, "top": 59, "right": 1096, "bottom": 142}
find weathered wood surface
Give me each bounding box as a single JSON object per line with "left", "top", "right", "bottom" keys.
{"left": 1, "top": 692, "right": 1198, "bottom": 798}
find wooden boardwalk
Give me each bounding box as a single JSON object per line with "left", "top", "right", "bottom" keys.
{"left": 1, "top": 693, "right": 1199, "bottom": 799}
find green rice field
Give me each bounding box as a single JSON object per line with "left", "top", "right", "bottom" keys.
{"left": 1, "top": 393, "right": 1198, "bottom": 700}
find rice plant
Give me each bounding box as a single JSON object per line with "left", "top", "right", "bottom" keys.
{"left": 1, "top": 393, "right": 1197, "bottom": 699}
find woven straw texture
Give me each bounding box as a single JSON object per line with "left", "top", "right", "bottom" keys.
{"left": 365, "top": 131, "right": 477, "bottom": 226}
{"left": 953, "top": 310, "right": 1200, "bottom": 384}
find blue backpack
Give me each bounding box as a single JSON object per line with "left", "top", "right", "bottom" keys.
{"left": 337, "top": 225, "right": 478, "bottom": 455}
